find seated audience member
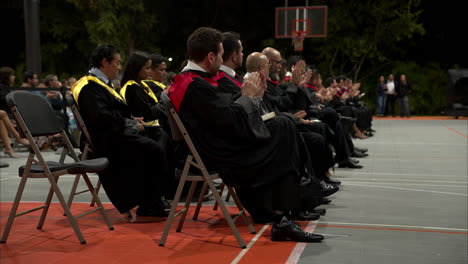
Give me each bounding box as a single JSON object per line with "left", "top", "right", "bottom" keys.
{"left": 0, "top": 67, "right": 29, "bottom": 157}
{"left": 72, "top": 44, "right": 172, "bottom": 217}
{"left": 169, "top": 27, "right": 324, "bottom": 242}
{"left": 144, "top": 53, "right": 167, "bottom": 100}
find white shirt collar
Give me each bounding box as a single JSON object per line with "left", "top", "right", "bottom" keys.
{"left": 182, "top": 60, "right": 207, "bottom": 73}
{"left": 219, "top": 65, "right": 236, "bottom": 78}
{"left": 88, "top": 67, "right": 110, "bottom": 85}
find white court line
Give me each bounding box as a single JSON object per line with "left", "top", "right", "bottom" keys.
{"left": 346, "top": 183, "right": 468, "bottom": 196}
{"left": 286, "top": 221, "right": 318, "bottom": 264}
{"left": 231, "top": 224, "right": 269, "bottom": 264}
{"left": 0, "top": 178, "right": 12, "bottom": 182}
{"left": 321, "top": 221, "right": 468, "bottom": 232}
{"left": 340, "top": 171, "right": 467, "bottom": 178}
{"left": 344, "top": 182, "right": 467, "bottom": 187}
{"left": 342, "top": 178, "right": 468, "bottom": 183}
{"left": 356, "top": 142, "right": 466, "bottom": 146}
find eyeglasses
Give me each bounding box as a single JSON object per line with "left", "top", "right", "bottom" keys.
{"left": 271, "top": 59, "right": 282, "bottom": 64}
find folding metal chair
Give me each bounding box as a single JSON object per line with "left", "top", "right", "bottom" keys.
{"left": 65, "top": 95, "right": 132, "bottom": 218}
{"left": 158, "top": 93, "right": 255, "bottom": 249}
{"left": 0, "top": 92, "right": 114, "bottom": 244}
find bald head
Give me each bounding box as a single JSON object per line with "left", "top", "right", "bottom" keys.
{"left": 262, "top": 47, "right": 280, "bottom": 59}
{"left": 262, "top": 47, "right": 282, "bottom": 79}
{"left": 246, "top": 52, "right": 270, "bottom": 78}
{"left": 246, "top": 52, "right": 268, "bottom": 72}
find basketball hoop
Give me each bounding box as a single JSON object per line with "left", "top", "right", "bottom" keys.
{"left": 292, "top": 31, "right": 305, "bottom": 52}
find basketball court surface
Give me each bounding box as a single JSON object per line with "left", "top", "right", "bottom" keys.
{"left": 1, "top": 117, "right": 467, "bottom": 264}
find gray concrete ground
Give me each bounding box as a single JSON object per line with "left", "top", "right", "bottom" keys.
{"left": 300, "top": 119, "right": 468, "bottom": 264}
{"left": 0, "top": 119, "right": 467, "bottom": 263}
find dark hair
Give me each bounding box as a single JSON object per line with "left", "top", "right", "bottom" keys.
{"left": 287, "top": 55, "right": 303, "bottom": 70}
{"left": 149, "top": 54, "right": 166, "bottom": 69}
{"left": 44, "top": 74, "right": 57, "bottom": 87}
{"left": 0, "top": 66, "right": 14, "bottom": 86}
{"left": 121, "top": 51, "right": 150, "bottom": 85}
{"left": 222, "top": 31, "right": 241, "bottom": 61}
{"left": 23, "top": 70, "right": 36, "bottom": 83}
{"left": 90, "top": 44, "right": 121, "bottom": 69}
{"left": 187, "top": 27, "right": 224, "bottom": 62}
{"left": 335, "top": 75, "right": 346, "bottom": 82}
{"left": 325, "top": 77, "right": 335, "bottom": 87}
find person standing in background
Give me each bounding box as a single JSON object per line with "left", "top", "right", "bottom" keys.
{"left": 396, "top": 74, "right": 412, "bottom": 118}
{"left": 385, "top": 73, "right": 397, "bottom": 117}
{"left": 376, "top": 75, "right": 386, "bottom": 117}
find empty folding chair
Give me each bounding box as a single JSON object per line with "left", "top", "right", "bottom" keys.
{"left": 158, "top": 93, "right": 255, "bottom": 249}
{"left": 0, "top": 92, "right": 113, "bottom": 244}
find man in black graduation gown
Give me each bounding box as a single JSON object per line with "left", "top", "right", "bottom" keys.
{"left": 217, "top": 34, "right": 336, "bottom": 217}
{"left": 72, "top": 44, "right": 172, "bottom": 217}
{"left": 264, "top": 49, "right": 366, "bottom": 168}
{"left": 169, "top": 27, "right": 323, "bottom": 242}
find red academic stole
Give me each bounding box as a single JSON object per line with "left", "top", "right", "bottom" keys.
{"left": 169, "top": 71, "right": 218, "bottom": 112}
{"left": 218, "top": 71, "right": 242, "bottom": 88}
{"left": 305, "top": 83, "right": 318, "bottom": 91}
{"left": 267, "top": 79, "right": 279, "bottom": 86}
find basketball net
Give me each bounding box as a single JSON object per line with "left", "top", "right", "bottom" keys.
{"left": 292, "top": 31, "right": 305, "bottom": 52}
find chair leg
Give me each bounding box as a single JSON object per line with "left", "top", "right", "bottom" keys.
{"left": 81, "top": 173, "right": 113, "bottom": 230}
{"left": 176, "top": 181, "right": 198, "bottom": 232}
{"left": 90, "top": 179, "right": 101, "bottom": 207}
{"left": 160, "top": 158, "right": 192, "bottom": 246}
{"left": 46, "top": 175, "right": 87, "bottom": 244}
{"left": 0, "top": 176, "right": 28, "bottom": 243}
{"left": 228, "top": 186, "right": 256, "bottom": 234}
{"left": 204, "top": 175, "right": 247, "bottom": 248}
{"left": 193, "top": 182, "right": 208, "bottom": 220}
{"left": 66, "top": 174, "right": 82, "bottom": 211}
{"left": 37, "top": 181, "right": 56, "bottom": 230}
{"left": 213, "top": 183, "right": 225, "bottom": 211}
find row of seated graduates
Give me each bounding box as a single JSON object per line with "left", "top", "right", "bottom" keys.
{"left": 279, "top": 56, "right": 372, "bottom": 165}
{"left": 112, "top": 33, "right": 370, "bottom": 223}
{"left": 73, "top": 27, "right": 362, "bottom": 241}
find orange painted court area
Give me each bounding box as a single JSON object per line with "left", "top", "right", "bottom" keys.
{"left": 0, "top": 202, "right": 303, "bottom": 264}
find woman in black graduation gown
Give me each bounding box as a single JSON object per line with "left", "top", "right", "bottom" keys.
{"left": 120, "top": 51, "right": 176, "bottom": 195}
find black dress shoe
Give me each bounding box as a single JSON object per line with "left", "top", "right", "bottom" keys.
{"left": 271, "top": 221, "right": 324, "bottom": 242}
{"left": 351, "top": 150, "right": 368, "bottom": 158}
{"left": 291, "top": 210, "right": 320, "bottom": 221}
{"left": 324, "top": 178, "right": 341, "bottom": 185}
{"left": 319, "top": 180, "right": 340, "bottom": 196}
{"left": 338, "top": 159, "right": 363, "bottom": 168}
{"left": 350, "top": 158, "right": 359, "bottom": 164}
{"left": 136, "top": 206, "right": 169, "bottom": 217}
{"left": 312, "top": 208, "right": 326, "bottom": 215}
{"left": 159, "top": 196, "right": 172, "bottom": 210}
{"left": 354, "top": 147, "right": 368, "bottom": 153}
{"left": 320, "top": 198, "right": 332, "bottom": 204}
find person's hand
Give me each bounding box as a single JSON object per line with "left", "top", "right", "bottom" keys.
{"left": 134, "top": 117, "right": 145, "bottom": 132}
{"left": 242, "top": 72, "right": 262, "bottom": 98}
{"left": 342, "top": 92, "right": 350, "bottom": 100}
{"left": 47, "top": 91, "right": 58, "bottom": 99}
{"left": 294, "top": 110, "right": 307, "bottom": 119}
{"left": 300, "top": 119, "right": 314, "bottom": 125}
{"left": 291, "top": 60, "right": 306, "bottom": 85}
{"left": 299, "top": 69, "right": 313, "bottom": 87}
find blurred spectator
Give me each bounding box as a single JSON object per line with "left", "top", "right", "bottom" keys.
{"left": 0, "top": 66, "right": 15, "bottom": 110}
{"left": 376, "top": 75, "right": 386, "bottom": 117}
{"left": 385, "top": 73, "right": 397, "bottom": 117}
{"left": 397, "top": 74, "right": 412, "bottom": 117}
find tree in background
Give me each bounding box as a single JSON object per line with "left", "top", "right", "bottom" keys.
{"left": 318, "top": 0, "right": 425, "bottom": 82}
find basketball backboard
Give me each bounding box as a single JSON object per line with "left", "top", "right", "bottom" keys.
{"left": 275, "top": 6, "right": 328, "bottom": 38}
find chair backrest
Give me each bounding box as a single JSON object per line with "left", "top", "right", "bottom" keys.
{"left": 160, "top": 93, "right": 184, "bottom": 141}
{"left": 66, "top": 95, "right": 92, "bottom": 144}
{"left": 160, "top": 93, "right": 210, "bottom": 169}
{"left": 6, "top": 91, "right": 63, "bottom": 137}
